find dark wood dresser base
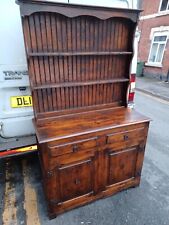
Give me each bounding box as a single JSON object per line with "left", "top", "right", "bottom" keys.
{"left": 36, "top": 107, "right": 150, "bottom": 218}
{"left": 17, "top": 1, "right": 150, "bottom": 218}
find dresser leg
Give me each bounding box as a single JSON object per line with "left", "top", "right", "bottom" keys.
{"left": 48, "top": 212, "right": 57, "bottom": 220}
{"left": 131, "top": 177, "right": 141, "bottom": 188}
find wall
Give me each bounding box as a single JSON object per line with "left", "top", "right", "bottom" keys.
{"left": 138, "top": 0, "right": 169, "bottom": 79}
{"left": 141, "top": 0, "right": 160, "bottom": 16}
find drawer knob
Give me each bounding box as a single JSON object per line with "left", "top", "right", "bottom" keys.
{"left": 124, "top": 135, "right": 129, "bottom": 141}
{"left": 73, "top": 145, "right": 78, "bottom": 152}
{"left": 75, "top": 179, "right": 81, "bottom": 185}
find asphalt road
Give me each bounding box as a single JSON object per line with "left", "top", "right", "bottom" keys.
{"left": 0, "top": 91, "right": 169, "bottom": 225}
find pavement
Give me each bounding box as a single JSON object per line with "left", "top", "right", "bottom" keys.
{"left": 136, "top": 76, "right": 169, "bottom": 102}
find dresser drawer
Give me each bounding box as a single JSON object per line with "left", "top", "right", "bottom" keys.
{"left": 106, "top": 127, "right": 145, "bottom": 149}
{"left": 48, "top": 137, "right": 98, "bottom": 157}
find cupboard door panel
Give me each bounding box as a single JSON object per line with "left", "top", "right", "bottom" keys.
{"left": 58, "top": 158, "right": 94, "bottom": 202}
{"left": 107, "top": 147, "right": 138, "bottom": 185}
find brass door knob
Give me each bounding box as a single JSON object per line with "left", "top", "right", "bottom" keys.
{"left": 75, "top": 179, "right": 81, "bottom": 185}
{"left": 73, "top": 144, "right": 78, "bottom": 152}
{"left": 124, "top": 135, "right": 129, "bottom": 141}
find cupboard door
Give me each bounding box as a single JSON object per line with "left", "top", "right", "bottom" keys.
{"left": 107, "top": 147, "right": 138, "bottom": 186}
{"left": 59, "top": 159, "right": 94, "bottom": 202}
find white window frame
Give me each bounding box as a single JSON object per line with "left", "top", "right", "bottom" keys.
{"left": 147, "top": 32, "right": 168, "bottom": 66}
{"left": 159, "top": 0, "right": 169, "bottom": 12}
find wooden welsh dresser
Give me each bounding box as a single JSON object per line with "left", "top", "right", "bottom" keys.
{"left": 17, "top": 0, "right": 150, "bottom": 218}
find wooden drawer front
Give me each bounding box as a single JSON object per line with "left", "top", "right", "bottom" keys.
{"left": 106, "top": 127, "right": 145, "bottom": 149}
{"left": 48, "top": 137, "right": 97, "bottom": 157}
{"left": 58, "top": 159, "right": 94, "bottom": 202}
{"left": 107, "top": 147, "right": 138, "bottom": 185}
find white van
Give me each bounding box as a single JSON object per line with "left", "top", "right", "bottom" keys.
{"left": 0, "top": 0, "right": 139, "bottom": 155}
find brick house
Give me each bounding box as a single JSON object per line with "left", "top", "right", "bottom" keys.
{"left": 138, "top": 0, "right": 169, "bottom": 79}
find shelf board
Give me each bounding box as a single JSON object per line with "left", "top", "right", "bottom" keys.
{"left": 32, "top": 78, "right": 129, "bottom": 90}
{"left": 28, "top": 51, "right": 133, "bottom": 57}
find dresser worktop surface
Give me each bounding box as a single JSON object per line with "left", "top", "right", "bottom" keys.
{"left": 34, "top": 107, "right": 150, "bottom": 143}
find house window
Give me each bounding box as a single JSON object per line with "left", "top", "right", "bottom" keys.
{"left": 148, "top": 34, "right": 167, "bottom": 64}
{"left": 160, "top": 0, "right": 169, "bottom": 11}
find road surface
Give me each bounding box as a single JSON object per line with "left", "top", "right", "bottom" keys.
{"left": 0, "top": 91, "right": 169, "bottom": 225}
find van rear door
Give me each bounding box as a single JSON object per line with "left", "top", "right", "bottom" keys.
{"left": 0, "top": 0, "right": 34, "bottom": 140}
